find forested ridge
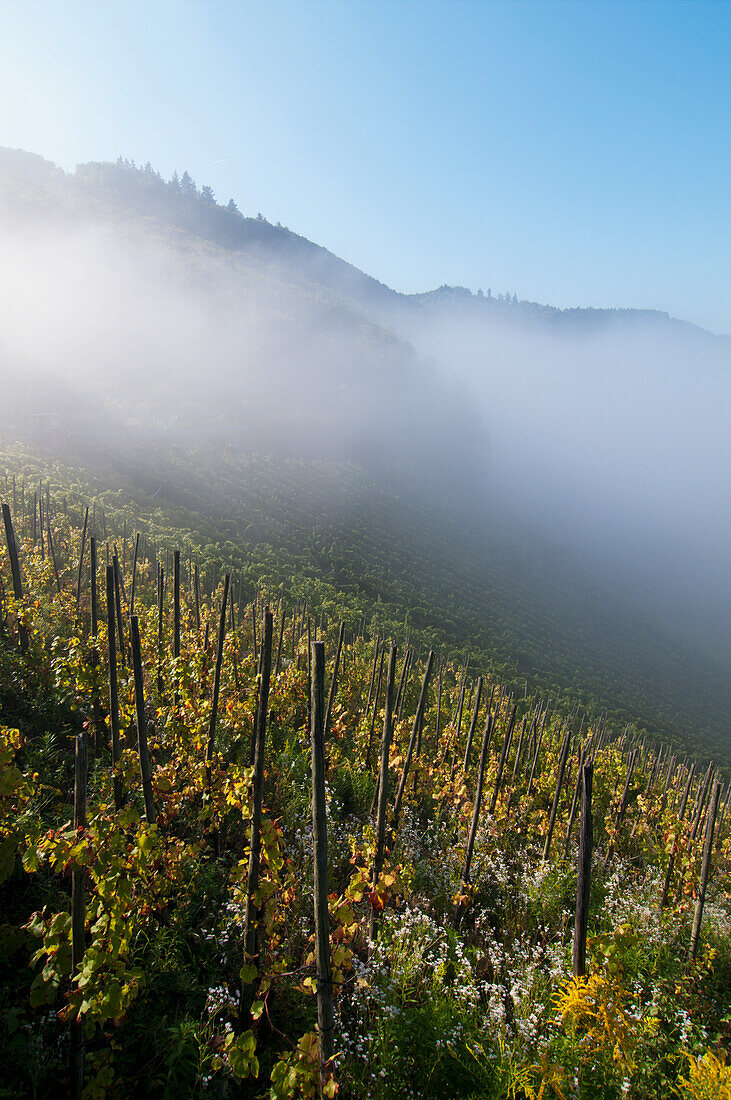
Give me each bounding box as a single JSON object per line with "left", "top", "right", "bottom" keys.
{"left": 3, "top": 145, "right": 726, "bottom": 341}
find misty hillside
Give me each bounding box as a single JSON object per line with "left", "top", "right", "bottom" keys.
{"left": 0, "top": 146, "right": 482, "bottom": 487}
{"left": 2, "top": 146, "right": 725, "bottom": 342}
{"left": 1, "top": 146, "right": 730, "bottom": 762}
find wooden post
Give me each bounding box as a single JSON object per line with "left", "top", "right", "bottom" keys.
{"left": 47, "top": 520, "right": 62, "bottom": 595}
{"left": 106, "top": 566, "right": 123, "bottom": 811}
{"left": 90, "top": 537, "right": 102, "bottom": 752}
{"left": 509, "top": 714, "right": 529, "bottom": 786}
{"left": 489, "top": 703, "right": 517, "bottom": 814}
{"left": 543, "top": 729, "right": 571, "bottom": 861}
{"left": 71, "top": 731, "right": 87, "bottom": 1099}
{"left": 526, "top": 715, "right": 546, "bottom": 793}
{"left": 324, "top": 621, "right": 345, "bottom": 740}
{"left": 113, "top": 555, "right": 126, "bottom": 667}
{"left": 130, "top": 533, "right": 140, "bottom": 617}
{"left": 660, "top": 763, "right": 695, "bottom": 909}
{"left": 452, "top": 655, "right": 469, "bottom": 730}
{"left": 2, "top": 503, "right": 28, "bottom": 652}
{"left": 310, "top": 642, "right": 335, "bottom": 1093}
{"left": 689, "top": 780, "right": 721, "bottom": 961}
{"left": 715, "top": 782, "right": 730, "bottom": 854}
{"left": 275, "top": 606, "right": 286, "bottom": 675}
{"left": 173, "top": 549, "right": 181, "bottom": 659}
{"left": 564, "top": 739, "right": 590, "bottom": 858}
{"left": 690, "top": 762, "right": 715, "bottom": 843}
{"left": 365, "top": 645, "right": 385, "bottom": 772}
{"left": 75, "top": 507, "right": 89, "bottom": 611}
{"left": 250, "top": 601, "right": 258, "bottom": 662}
{"left": 572, "top": 763, "right": 593, "bottom": 977}
{"left": 229, "top": 586, "right": 240, "bottom": 690}
{"left": 365, "top": 638, "right": 380, "bottom": 718}
{"left": 206, "top": 574, "right": 230, "bottom": 774}
{"left": 393, "top": 650, "right": 435, "bottom": 829}
{"left": 157, "top": 565, "right": 165, "bottom": 694}
{"left": 462, "top": 676, "right": 483, "bottom": 771}
{"left": 129, "top": 615, "right": 155, "bottom": 824}
{"left": 193, "top": 563, "right": 201, "bottom": 634}
{"left": 90, "top": 538, "right": 99, "bottom": 638}
{"left": 393, "top": 647, "right": 410, "bottom": 725}
{"left": 454, "top": 711, "right": 494, "bottom": 922}
{"left": 241, "top": 610, "right": 273, "bottom": 1014}
{"left": 605, "top": 747, "right": 636, "bottom": 865}
{"left": 369, "top": 644, "right": 397, "bottom": 945}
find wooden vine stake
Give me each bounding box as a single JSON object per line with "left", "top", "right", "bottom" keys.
{"left": 157, "top": 565, "right": 165, "bottom": 695}
{"left": 90, "top": 537, "right": 103, "bottom": 752}
{"left": 393, "top": 650, "right": 434, "bottom": 829}
{"left": 250, "top": 601, "right": 258, "bottom": 662}
{"left": 364, "top": 638, "right": 380, "bottom": 717}
{"left": 660, "top": 763, "right": 695, "bottom": 910}
{"left": 275, "top": 606, "right": 286, "bottom": 675}
{"left": 2, "top": 502, "right": 28, "bottom": 652}
{"left": 572, "top": 763, "right": 593, "bottom": 977}
{"left": 454, "top": 710, "right": 494, "bottom": 923}
{"left": 193, "top": 563, "right": 201, "bottom": 634}
{"left": 47, "top": 519, "right": 62, "bottom": 595}
{"left": 605, "top": 748, "right": 636, "bottom": 865}
{"left": 75, "top": 506, "right": 89, "bottom": 611}
{"left": 462, "top": 675, "right": 483, "bottom": 770}
{"left": 689, "top": 779, "right": 721, "bottom": 962}
{"left": 310, "top": 642, "right": 335, "bottom": 1095}
{"left": 106, "top": 566, "right": 123, "bottom": 810}
{"left": 365, "top": 645, "right": 385, "bottom": 772}
{"left": 71, "top": 731, "right": 87, "bottom": 1099}
{"left": 205, "top": 573, "right": 230, "bottom": 780}
{"left": 130, "top": 533, "right": 140, "bottom": 616}
{"left": 173, "top": 549, "right": 181, "bottom": 659}
{"left": 129, "top": 615, "right": 155, "bottom": 824}
{"left": 324, "top": 621, "right": 345, "bottom": 740}
{"left": 241, "top": 609, "right": 273, "bottom": 1015}
{"left": 564, "top": 737, "right": 592, "bottom": 858}
{"left": 489, "top": 702, "right": 517, "bottom": 815}
{"left": 369, "top": 644, "right": 397, "bottom": 947}
{"left": 542, "top": 728, "right": 571, "bottom": 862}
{"left": 112, "top": 555, "right": 126, "bottom": 667}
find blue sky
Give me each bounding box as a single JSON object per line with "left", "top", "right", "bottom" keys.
{"left": 2, "top": 0, "right": 729, "bottom": 332}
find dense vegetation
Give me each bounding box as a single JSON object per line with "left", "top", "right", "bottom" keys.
{"left": 3, "top": 441, "right": 730, "bottom": 765}
{"left": 1, "top": 459, "right": 729, "bottom": 1099}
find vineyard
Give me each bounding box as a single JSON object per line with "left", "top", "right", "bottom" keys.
{"left": 1, "top": 470, "right": 730, "bottom": 1099}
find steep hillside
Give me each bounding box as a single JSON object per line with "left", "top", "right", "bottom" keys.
{"left": 1, "top": 148, "right": 730, "bottom": 764}
{"left": 2, "top": 440, "right": 730, "bottom": 765}
{"left": 4, "top": 146, "right": 727, "bottom": 343}
{"left": 0, "top": 465, "right": 729, "bottom": 1099}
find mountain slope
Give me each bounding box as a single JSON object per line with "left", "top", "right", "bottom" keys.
{"left": 3, "top": 146, "right": 727, "bottom": 342}
{"left": 1, "top": 147, "right": 730, "bottom": 763}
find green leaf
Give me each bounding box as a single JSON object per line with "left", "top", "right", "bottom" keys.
{"left": 240, "top": 963, "right": 258, "bottom": 984}
{"left": 228, "top": 1030, "right": 259, "bottom": 1079}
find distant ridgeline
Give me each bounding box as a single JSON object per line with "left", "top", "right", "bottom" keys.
{"left": 1, "top": 145, "right": 725, "bottom": 341}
